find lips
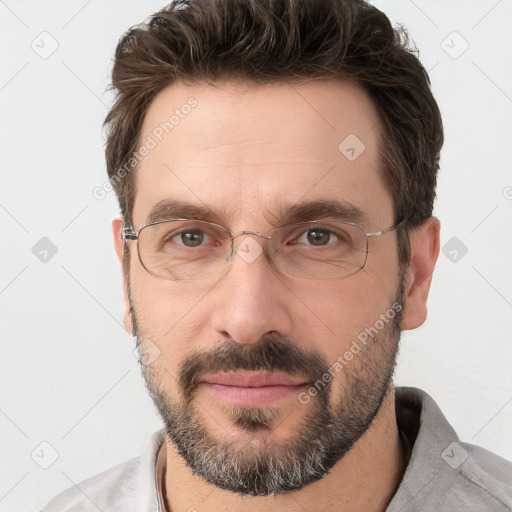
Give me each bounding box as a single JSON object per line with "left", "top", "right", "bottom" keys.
{"left": 202, "top": 371, "right": 308, "bottom": 387}
{"left": 200, "top": 371, "right": 309, "bottom": 406}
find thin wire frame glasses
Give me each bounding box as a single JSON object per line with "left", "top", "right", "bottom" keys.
{"left": 122, "top": 218, "right": 403, "bottom": 282}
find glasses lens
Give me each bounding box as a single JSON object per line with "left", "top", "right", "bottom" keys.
{"left": 138, "top": 220, "right": 231, "bottom": 281}
{"left": 271, "top": 221, "right": 368, "bottom": 280}
{"left": 136, "top": 220, "right": 368, "bottom": 282}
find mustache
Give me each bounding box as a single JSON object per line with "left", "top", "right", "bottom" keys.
{"left": 179, "top": 334, "right": 330, "bottom": 401}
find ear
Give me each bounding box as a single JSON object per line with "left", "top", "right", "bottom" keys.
{"left": 401, "top": 217, "right": 440, "bottom": 330}
{"left": 112, "top": 217, "right": 134, "bottom": 335}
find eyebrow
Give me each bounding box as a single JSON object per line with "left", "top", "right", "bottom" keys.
{"left": 272, "top": 198, "right": 368, "bottom": 225}
{"left": 147, "top": 200, "right": 232, "bottom": 225}
{"left": 146, "top": 198, "right": 368, "bottom": 227}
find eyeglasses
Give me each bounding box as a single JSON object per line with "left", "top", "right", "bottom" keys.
{"left": 122, "top": 218, "right": 403, "bottom": 282}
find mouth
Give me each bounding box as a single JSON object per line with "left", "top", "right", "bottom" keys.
{"left": 200, "top": 371, "right": 309, "bottom": 407}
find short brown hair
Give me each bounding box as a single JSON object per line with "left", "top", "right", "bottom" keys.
{"left": 104, "top": 0, "right": 443, "bottom": 268}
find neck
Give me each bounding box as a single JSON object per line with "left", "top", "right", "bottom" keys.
{"left": 162, "top": 387, "right": 408, "bottom": 512}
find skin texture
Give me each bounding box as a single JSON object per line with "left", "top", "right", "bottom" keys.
{"left": 112, "top": 78, "right": 440, "bottom": 512}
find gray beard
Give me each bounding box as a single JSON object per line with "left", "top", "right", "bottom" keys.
{"left": 131, "top": 285, "right": 404, "bottom": 496}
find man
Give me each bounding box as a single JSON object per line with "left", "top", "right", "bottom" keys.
{"left": 43, "top": 0, "right": 512, "bottom": 510}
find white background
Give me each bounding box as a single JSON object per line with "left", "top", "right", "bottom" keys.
{"left": 1, "top": 1, "right": 511, "bottom": 510}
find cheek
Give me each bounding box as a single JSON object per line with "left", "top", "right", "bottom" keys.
{"left": 298, "top": 280, "right": 395, "bottom": 339}
{"left": 129, "top": 266, "right": 212, "bottom": 368}
{"left": 291, "top": 277, "right": 399, "bottom": 382}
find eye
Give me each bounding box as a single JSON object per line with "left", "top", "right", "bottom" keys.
{"left": 171, "top": 228, "right": 211, "bottom": 247}
{"left": 294, "top": 227, "right": 345, "bottom": 246}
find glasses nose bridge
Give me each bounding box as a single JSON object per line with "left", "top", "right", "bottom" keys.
{"left": 228, "top": 230, "right": 273, "bottom": 259}
{"left": 230, "top": 230, "right": 272, "bottom": 243}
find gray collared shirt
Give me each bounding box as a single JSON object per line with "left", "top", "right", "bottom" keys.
{"left": 41, "top": 387, "right": 512, "bottom": 511}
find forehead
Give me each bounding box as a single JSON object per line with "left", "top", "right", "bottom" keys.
{"left": 132, "top": 78, "right": 393, "bottom": 229}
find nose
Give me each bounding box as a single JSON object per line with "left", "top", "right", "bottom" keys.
{"left": 210, "top": 234, "right": 293, "bottom": 345}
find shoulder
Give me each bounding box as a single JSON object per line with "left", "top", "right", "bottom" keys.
{"left": 392, "top": 387, "right": 512, "bottom": 511}
{"left": 41, "top": 429, "right": 165, "bottom": 512}
{"left": 446, "top": 441, "right": 512, "bottom": 510}
{"left": 41, "top": 456, "right": 141, "bottom": 512}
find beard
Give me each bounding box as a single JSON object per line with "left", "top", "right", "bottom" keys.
{"left": 130, "top": 278, "right": 404, "bottom": 497}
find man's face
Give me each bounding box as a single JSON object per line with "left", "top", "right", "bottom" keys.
{"left": 122, "top": 79, "right": 405, "bottom": 495}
